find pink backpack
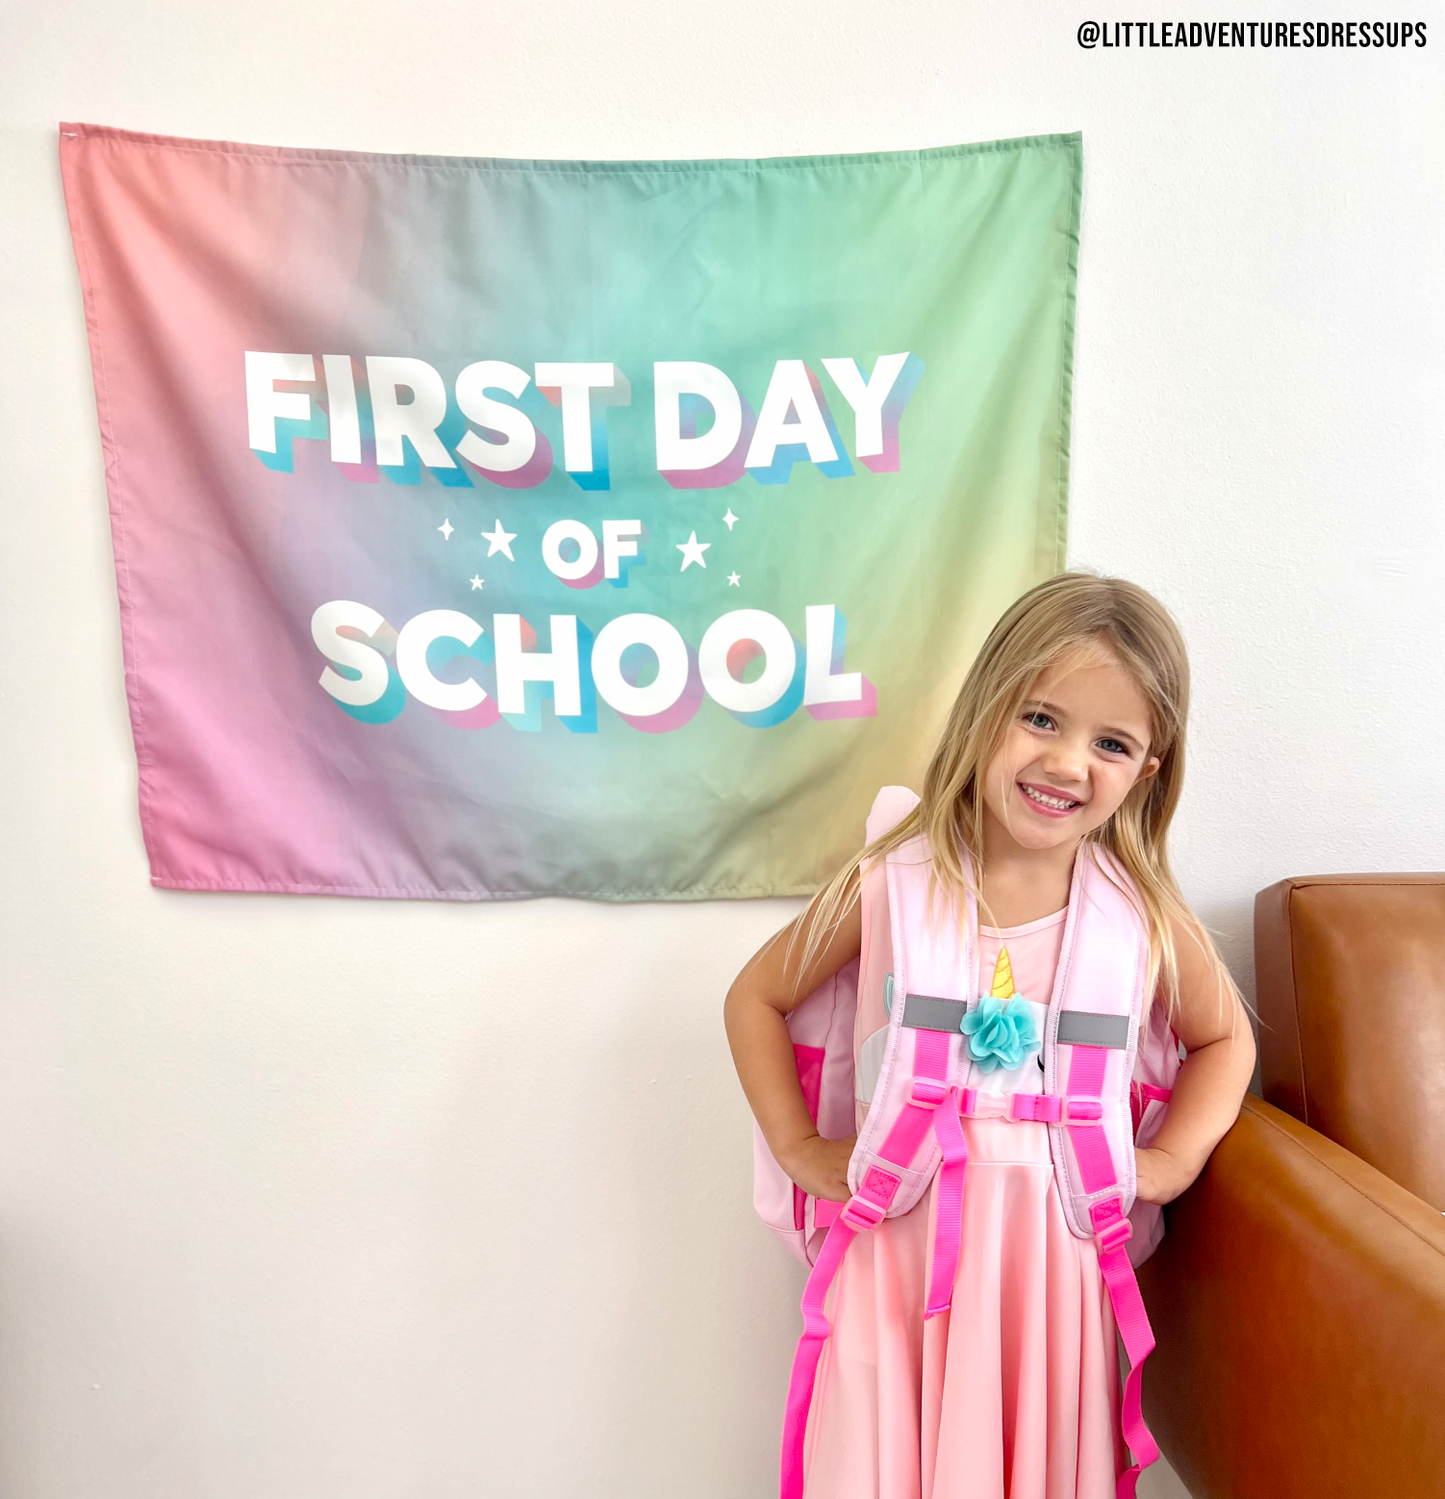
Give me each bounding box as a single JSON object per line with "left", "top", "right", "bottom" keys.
{"left": 753, "top": 787, "right": 1180, "bottom": 1499}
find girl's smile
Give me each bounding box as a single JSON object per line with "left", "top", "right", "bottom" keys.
{"left": 1016, "top": 780, "right": 1086, "bottom": 817}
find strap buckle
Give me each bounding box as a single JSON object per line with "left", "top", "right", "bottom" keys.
{"left": 959, "top": 1090, "right": 1066, "bottom": 1123}
{"left": 840, "top": 1194, "right": 887, "bottom": 1232}
{"left": 958, "top": 1087, "right": 1007, "bottom": 1119}
{"left": 909, "top": 1076, "right": 950, "bottom": 1108}
{"left": 839, "top": 1166, "right": 901, "bottom": 1232}
{"left": 1064, "top": 1098, "right": 1103, "bottom": 1123}
{"left": 1088, "top": 1193, "right": 1134, "bottom": 1254}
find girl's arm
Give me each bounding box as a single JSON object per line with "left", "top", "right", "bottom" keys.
{"left": 1135, "top": 919, "right": 1257, "bottom": 1204}
{"left": 724, "top": 877, "right": 863, "bottom": 1203}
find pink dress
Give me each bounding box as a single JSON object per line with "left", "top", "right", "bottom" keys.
{"left": 802, "top": 869, "right": 1124, "bottom": 1499}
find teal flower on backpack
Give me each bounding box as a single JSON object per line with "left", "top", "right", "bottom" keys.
{"left": 961, "top": 995, "right": 1041, "bottom": 1073}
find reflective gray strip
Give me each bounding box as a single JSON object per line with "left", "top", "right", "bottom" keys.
{"left": 1057, "top": 1011, "right": 1132, "bottom": 1049}
{"left": 902, "top": 993, "right": 968, "bottom": 1032}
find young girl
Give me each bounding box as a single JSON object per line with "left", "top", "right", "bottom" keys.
{"left": 725, "top": 573, "right": 1255, "bottom": 1499}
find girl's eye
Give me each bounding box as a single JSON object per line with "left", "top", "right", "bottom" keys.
{"left": 1097, "top": 738, "right": 1130, "bottom": 756}
{"left": 1023, "top": 710, "right": 1054, "bottom": 731}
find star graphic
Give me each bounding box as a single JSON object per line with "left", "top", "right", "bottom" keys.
{"left": 438, "top": 518, "right": 455, "bottom": 541}
{"left": 727, "top": 572, "right": 741, "bottom": 587}
{"left": 469, "top": 575, "right": 484, "bottom": 590}
{"left": 481, "top": 520, "right": 516, "bottom": 560}
{"left": 723, "top": 509, "right": 739, "bottom": 530}
{"left": 677, "top": 531, "right": 710, "bottom": 571}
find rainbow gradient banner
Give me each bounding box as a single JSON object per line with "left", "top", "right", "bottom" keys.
{"left": 60, "top": 124, "right": 1080, "bottom": 900}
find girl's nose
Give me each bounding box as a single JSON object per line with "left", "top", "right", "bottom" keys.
{"left": 1040, "top": 737, "right": 1088, "bottom": 783}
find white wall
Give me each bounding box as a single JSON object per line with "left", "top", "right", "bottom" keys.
{"left": 2, "top": 4, "right": 1441, "bottom": 1496}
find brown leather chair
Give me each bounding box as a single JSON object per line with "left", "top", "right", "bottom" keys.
{"left": 1137, "top": 875, "right": 1445, "bottom": 1498}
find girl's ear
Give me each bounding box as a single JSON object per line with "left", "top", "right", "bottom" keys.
{"left": 1139, "top": 754, "right": 1161, "bottom": 782}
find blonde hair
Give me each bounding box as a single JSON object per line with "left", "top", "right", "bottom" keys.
{"left": 800, "top": 572, "right": 1233, "bottom": 1024}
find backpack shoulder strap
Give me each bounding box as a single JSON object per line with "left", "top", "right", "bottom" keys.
{"left": 779, "top": 792, "right": 971, "bottom": 1499}
{"left": 1044, "top": 845, "right": 1162, "bottom": 1497}
{"left": 1043, "top": 843, "right": 1148, "bottom": 1229}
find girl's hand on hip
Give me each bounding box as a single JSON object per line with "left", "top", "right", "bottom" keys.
{"left": 782, "top": 1134, "right": 857, "bottom": 1203}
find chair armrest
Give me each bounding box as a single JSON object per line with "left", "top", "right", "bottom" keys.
{"left": 1137, "top": 1095, "right": 1445, "bottom": 1499}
